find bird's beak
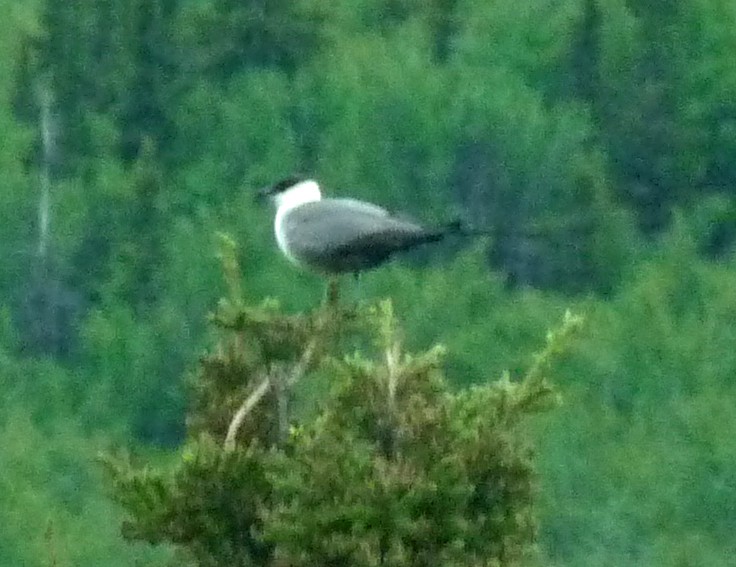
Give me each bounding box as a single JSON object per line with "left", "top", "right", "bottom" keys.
{"left": 256, "top": 185, "right": 274, "bottom": 203}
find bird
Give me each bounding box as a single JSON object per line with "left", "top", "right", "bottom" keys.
{"left": 258, "top": 175, "right": 473, "bottom": 277}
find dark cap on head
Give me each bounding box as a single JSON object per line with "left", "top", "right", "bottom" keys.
{"left": 258, "top": 174, "right": 308, "bottom": 201}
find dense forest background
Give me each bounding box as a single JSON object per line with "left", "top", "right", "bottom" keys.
{"left": 1, "top": 0, "right": 735, "bottom": 565}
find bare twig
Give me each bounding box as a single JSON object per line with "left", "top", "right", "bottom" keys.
{"left": 223, "top": 340, "right": 318, "bottom": 452}
{"left": 381, "top": 340, "right": 402, "bottom": 460}
{"left": 224, "top": 375, "right": 271, "bottom": 452}
{"left": 386, "top": 341, "right": 399, "bottom": 414}
{"left": 286, "top": 340, "right": 317, "bottom": 388}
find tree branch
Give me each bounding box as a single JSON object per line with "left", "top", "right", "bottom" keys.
{"left": 223, "top": 339, "right": 318, "bottom": 452}
{"left": 224, "top": 375, "right": 271, "bottom": 452}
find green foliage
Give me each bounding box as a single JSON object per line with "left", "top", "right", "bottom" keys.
{"left": 103, "top": 244, "right": 582, "bottom": 566}
{"left": 298, "top": 22, "right": 453, "bottom": 216}
{"left": 537, "top": 220, "right": 736, "bottom": 565}
{"left": 2, "top": 0, "right": 736, "bottom": 565}
{"left": 0, "top": 349, "right": 173, "bottom": 567}
{"left": 173, "top": 0, "right": 323, "bottom": 78}
{"left": 0, "top": 3, "right": 39, "bottom": 298}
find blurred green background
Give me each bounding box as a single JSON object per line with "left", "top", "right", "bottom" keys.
{"left": 1, "top": 0, "right": 735, "bottom": 565}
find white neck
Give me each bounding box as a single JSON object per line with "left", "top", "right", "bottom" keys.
{"left": 274, "top": 179, "right": 322, "bottom": 214}
{"left": 273, "top": 179, "right": 322, "bottom": 265}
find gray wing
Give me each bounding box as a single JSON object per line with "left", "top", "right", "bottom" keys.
{"left": 282, "top": 198, "right": 430, "bottom": 273}
{"left": 326, "top": 198, "right": 392, "bottom": 218}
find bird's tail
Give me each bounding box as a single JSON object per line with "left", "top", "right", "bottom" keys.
{"left": 396, "top": 219, "right": 491, "bottom": 255}
{"left": 426, "top": 219, "right": 492, "bottom": 241}
{"left": 424, "top": 214, "right": 595, "bottom": 245}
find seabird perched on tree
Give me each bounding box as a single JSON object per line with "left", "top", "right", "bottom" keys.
{"left": 258, "top": 175, "right": 471, "bottom": 277}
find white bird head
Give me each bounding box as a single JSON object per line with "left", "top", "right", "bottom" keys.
{"left": 259, "top": 175, "right": 322, "bottom": 213}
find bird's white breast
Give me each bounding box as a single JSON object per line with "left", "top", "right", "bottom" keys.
{"left": 273, "top": 180, "right": 322, "bottom": 266}
{"left": 274, "top": 206, "right": 299, "bottom": 265}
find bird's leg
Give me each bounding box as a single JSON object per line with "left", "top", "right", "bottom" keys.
{"left": 353, "top": 271, "right": 363, "bottom": 303}
{"left": 324, "top": 277, "right": 340, "bottom": 306}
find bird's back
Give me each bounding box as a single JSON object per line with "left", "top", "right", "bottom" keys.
{"left": 278, "top": 198, "right": 429, "bottom": 273}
